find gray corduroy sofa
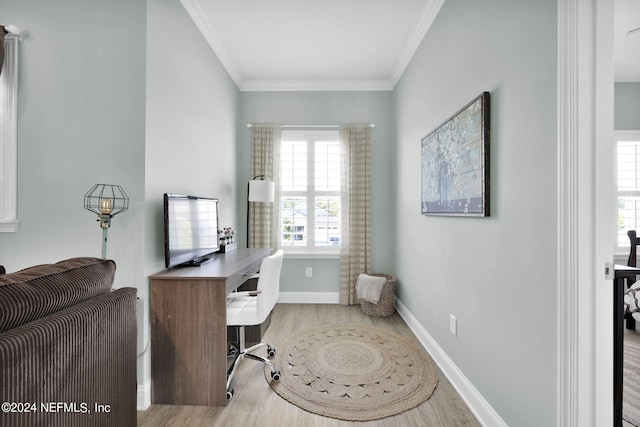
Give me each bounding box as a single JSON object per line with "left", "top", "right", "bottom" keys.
{"left": 0, "top": 257, "right": 137, "bottom": 427}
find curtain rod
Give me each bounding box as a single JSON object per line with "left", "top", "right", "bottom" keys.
{"left": 246, "top": 123, "right": 375, "bottom": 129}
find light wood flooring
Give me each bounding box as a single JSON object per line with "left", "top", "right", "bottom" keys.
{"left": 137, "top": 304, "right": 481, "bottom": 427}
{"left": 624, "top": 328, "right": 640, "bottom": 427}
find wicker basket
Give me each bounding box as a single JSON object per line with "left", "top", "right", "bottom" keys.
{"left": 359, "top": 273, "right": 396, "bottom": 317}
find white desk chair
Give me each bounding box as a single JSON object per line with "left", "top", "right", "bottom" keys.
{"left": 226, "top": 249, "right": 283, "bottom": 399}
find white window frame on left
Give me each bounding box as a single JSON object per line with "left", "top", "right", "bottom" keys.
{"left": 0, "top": 34, "right": 19, "bottom": 232}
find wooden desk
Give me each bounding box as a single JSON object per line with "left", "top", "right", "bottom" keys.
{"left": 150, "top": 248, "right": 271, "bottom": 406}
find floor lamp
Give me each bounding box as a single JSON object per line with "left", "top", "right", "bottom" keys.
{"left": 247, "top": 175, "right": 275, "bottom": 248}
{"left": 84, "top": 184, "right": 129, "bottom": 259}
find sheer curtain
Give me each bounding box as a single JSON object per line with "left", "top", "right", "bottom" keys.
{"left": 339, "top": 124, "right": 372, "bottom": 305}
{"left": 249, "top": 124, "right": 281, "bottom": 249}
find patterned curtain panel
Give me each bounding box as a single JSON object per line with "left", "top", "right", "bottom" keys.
{"left": 249, "top": 125, "right": 281, "bottom": 249}
{"left": 339, "top": 124, "right": 371, "bottom": 305}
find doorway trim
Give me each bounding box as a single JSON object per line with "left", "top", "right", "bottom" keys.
{"left": 557, "top": 0, "right": 615, "bottom": 426}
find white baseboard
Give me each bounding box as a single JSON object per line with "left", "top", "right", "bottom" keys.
{"left": 395, "top": 298, "right": 507, "bottom": 427}
{"left": 136, "top": 293, "right": 503, "bottom": 424}
{"left": 137, "top": 380, "right": 151, "bottom": 411}
{"left": 278, "top": 291, "right": 339, "bottom": 304}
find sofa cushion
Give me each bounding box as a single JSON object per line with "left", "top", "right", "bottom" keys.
{"left": 0, "top": 257, "right": 115, "bottom": 333}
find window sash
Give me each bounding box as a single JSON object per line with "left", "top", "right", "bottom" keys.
{"left": 615, "top": 134, "right": 640, "bottom": 251}
{"left": 280, "top": 130, "right": 340, "bottom": 253}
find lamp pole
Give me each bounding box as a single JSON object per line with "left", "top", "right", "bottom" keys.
{"left": 99, "top": 214, "right": 112, "bottom": 259}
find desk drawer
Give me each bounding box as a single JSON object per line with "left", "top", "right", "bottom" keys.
{"left": 226, "top": 258, "right": 262, "bottom": 293}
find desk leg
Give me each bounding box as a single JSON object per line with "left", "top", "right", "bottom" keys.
{"left": 614, "top": 276, "right": 624, "bottom": 427}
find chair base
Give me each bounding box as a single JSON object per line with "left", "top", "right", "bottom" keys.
{"left": 226, "top": 325, "right": 280, "bottom": 400}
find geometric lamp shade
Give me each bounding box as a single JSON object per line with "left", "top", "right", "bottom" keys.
{"left": 84, "top": 184, "right": 129, "bottom": 217}
{"left": 83, "top": 183, "right": 129, "bottom": 259}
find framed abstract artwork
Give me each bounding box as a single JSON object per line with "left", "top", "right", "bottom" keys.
{"left": 421, "top": 92, "right": 490, "bottom": 217}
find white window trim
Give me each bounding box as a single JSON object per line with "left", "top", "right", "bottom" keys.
{"left": 614, "top": 130, "right": 640, "bottom": 254}
{"left": 280, "top": 129, "right": 341, "bottom": 255}
{"left": 0, "top": 35, "right": 19, "bottom": 232}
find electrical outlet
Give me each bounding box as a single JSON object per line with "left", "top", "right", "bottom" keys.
{"left": 306, "top": 267, "right": 312, "bottom": 278}
{"left": 449, "top": 314, "right": 457, "bottom": 336}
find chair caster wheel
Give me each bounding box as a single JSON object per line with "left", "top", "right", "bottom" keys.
{"left": 271, "top": 370, "right": 281, "bottom": 381}
{"left": 226, "top": 388, "right": 234, "bottom": 400}
{"left": 267, "top": 346, "right": 276, "bottom": 357}
{"left": 228, "top": 344, "right": 238, "bottom": 356}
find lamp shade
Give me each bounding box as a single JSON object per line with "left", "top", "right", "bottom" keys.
{"left": 248, "top": 180, "right": 275, "bottom": 203}
{"left": 84, "top": 184, "right": 129, "bottom": 216}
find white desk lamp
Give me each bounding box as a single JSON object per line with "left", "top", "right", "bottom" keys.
{"left": 247, "top": 176, "right": 274, "bottom": 247}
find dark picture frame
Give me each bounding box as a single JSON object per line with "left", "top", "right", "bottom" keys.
{"left": 421, "top": 92, "right": 490, "bottom": 217}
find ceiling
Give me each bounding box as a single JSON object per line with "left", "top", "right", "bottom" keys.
{"left": 180, "top": 0, "right": 640, "bottom": 91}
{"left": 615, "top": 0, "right": 640, "bottom": 82}
{"left": 180, "top": 0, "right": 444, "bottom": 91}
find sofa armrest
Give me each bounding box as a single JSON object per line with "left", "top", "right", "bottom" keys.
{"left": 0, "top": 287, "right": 137, "bottom": 427}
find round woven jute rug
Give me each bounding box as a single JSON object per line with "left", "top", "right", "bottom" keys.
{"left": 265, "top": 324, "right": 438, "bottom": 421}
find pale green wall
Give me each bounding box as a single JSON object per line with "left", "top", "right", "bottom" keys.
{"left": 143, "top": 0, "right": 240, "bottom": 386}
{"left": 237, "top": 91, "right": 396, "bottom": 293}
{"left": 144, "top": 0, "right": 239, "bottom": 280}
{"left": 2, "top": 0, "right": 240, "bottom": 391}
{"left": 281, "top": 259, "right": 340, "bottom": 293}
{"left": 393, "top": 0, "right": 557, "bottom": 426}
{"left": 615, "top": 82, "right": 640, "bottom": 130}
{"left": 0, "top": 0, "right": 147, "bottom": 284}
{"left": 1, "top": 0, "right": 562, "bottom": 422}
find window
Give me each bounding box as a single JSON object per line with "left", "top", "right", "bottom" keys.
{"left": 616, "top": 132, "right": 640, "bottom": 250}
{"left": 279, "top": 130, "right": 341, "bottom": 254}
{"left": 0, "top": 35, "right": 19, "bottom": 232}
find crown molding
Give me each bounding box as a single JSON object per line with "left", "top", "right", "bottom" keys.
{"left": 390, "top": 0, "right": 446, "bottom": 88}
{"left": 239, "top": 79, "right": 394, "bottom": 92}
{"left": 179, "top": 0, "right": 243, "bottom": 88}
